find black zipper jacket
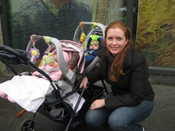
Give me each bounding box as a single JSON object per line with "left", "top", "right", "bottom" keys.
{"left": 86, "top": 48, "right": 155, "bottom": 110}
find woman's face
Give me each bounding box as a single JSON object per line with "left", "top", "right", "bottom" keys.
{"left": 105, "top": 28, "right": 128, "bottom": 55}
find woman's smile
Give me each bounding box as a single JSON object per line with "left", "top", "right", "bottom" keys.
{"left": 105, "top": 28, "right": 128, "bottom": 55}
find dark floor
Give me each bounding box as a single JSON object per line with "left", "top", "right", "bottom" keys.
{"left": 0, "top": 78, "right": 175, "bottom": 131}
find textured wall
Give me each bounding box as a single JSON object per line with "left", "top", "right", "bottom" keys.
{"left": 93, "top": 0, "right": 125, "bottom": 24}
{"left": 136, "top": 0, "right": 175, "bottom": 67}
{"left": 9, "top": 0, "right": 92, "bottom": 49}
{"left": 7, "top": 0, "right": 175, "bottom": 67}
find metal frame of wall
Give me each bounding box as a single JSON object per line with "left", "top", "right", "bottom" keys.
{"left": 0, "top": 0, "right": 10, "bottom": 45}
{"left": 125, "top": 0, "right": 138, "bottom": 41}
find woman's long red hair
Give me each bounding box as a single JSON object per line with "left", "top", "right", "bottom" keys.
{"left": 105, "top": 21, "right": 133, "bottom": 81}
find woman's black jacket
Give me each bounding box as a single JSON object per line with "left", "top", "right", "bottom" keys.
{"left": 86, "top": 48, "right": 155, "bottom": 110}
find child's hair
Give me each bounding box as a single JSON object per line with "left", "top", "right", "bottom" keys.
{"left": 68, "top": 52, "right": 79, "bottom": 70}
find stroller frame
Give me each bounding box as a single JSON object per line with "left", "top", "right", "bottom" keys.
{"left": 0, "top": 35, "right": 86, "bottom": 131}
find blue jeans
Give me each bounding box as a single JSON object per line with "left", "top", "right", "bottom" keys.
{"left": 85, "top": 100, "right": 154, "bottom": 131}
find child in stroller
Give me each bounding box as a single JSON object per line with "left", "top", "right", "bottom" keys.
{"left": 73, "top": 21, "right": 106, "bottom": 67}
{"left": 84, "top": 34, "right": 101, "bottom": 66}
{"left": 0, "top": 35, "right": 86, "bottom": 131}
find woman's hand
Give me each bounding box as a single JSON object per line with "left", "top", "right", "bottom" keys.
{"left": 80, "top": 77, "right": 88, "bottom": 88}
{"left": 90, "top": 99, "right": 105, "bottom": 110}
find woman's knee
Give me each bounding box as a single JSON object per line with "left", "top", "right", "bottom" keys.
{"left": 108, "top": 113, "right": 130, "bottom": 130}
{"left": 107, "top": 101, "right": 154, "bottom": 130}
{"left": 107, "top": 107, "right": 138, "bottom": 130}
{"left": 85, "top": 109, "right": 108, "bottom": 127}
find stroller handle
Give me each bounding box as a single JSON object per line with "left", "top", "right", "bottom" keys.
{"left": 73, "top": 21, "right": 106, "bottom": 41}
{"left": 78, "top": 21, "right": 106, "bottom": 35}
{"left": 0, "top": 45, "right": 28, "bottom": 63}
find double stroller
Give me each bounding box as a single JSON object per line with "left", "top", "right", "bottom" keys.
{"left": 0, "top": 22, "right": 107, "bottom": 131}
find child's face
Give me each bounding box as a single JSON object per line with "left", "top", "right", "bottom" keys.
{"left": 89, "top": 40, "right": 99, "bottom": 50}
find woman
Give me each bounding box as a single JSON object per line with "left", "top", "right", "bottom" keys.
{"left": 80, "top": 21, "right": 155, "bottom": 131}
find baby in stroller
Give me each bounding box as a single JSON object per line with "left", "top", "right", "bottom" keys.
{"left": 73, "top": 21, "right": 106, "bottom": 67}
{"left": 84, "top": 34, "right": 101, "bottom": 66}
{"left": 0, "top": 35, "right": 86, "bottom": 131}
